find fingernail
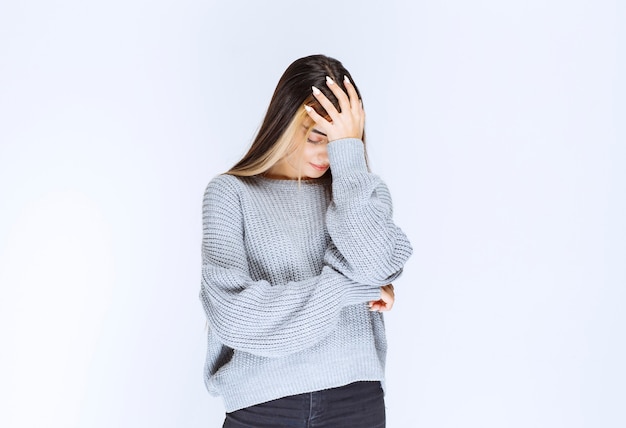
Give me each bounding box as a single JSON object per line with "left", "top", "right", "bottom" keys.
{"left": 304, "top": 105, "right": 312, "bottom": 112}
{"left": 312, "top": 86, "right": 321, "bottom": 95}
{"left": 344, "top": 75, "right": 350, "bottom": 84}
{"left": 326, "top": 76, "right": 334, "bottom": 85}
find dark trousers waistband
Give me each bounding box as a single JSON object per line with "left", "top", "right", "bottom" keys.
{"left": 223, "top": 381, "right": 385, "bottom": 428}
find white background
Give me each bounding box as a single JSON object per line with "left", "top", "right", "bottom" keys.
{"left": 0, "top": 1, "right": 623, "bottom": 427}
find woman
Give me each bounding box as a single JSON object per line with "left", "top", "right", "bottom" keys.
{"left": 200, "top": 54, "right": 412, "bottom": 428}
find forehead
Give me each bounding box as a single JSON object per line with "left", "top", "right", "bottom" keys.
{"left": 301, "top": 118, "right": 326, "bottom": 133}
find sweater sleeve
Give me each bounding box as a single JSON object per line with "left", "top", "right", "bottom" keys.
{"left": 324, "top": 138, "right": 413, "bottom": 286}
{"left": 199, "top": 174, "right": 381, "bottom": 358}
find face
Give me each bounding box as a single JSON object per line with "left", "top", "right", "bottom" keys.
{"left": 266, "top": 118, "right": 330, "bottom": 180}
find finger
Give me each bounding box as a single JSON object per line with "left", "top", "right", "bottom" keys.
{"left": 377, "top": 299, "right": 391, "bottom": 311}
{"left": 369, "top": 299, "right": 385, "bottom": 310}
{"left": 380, "top": 290, "right": 394, "bottom": 310}
{"left": 325, "top": 76, "right": 351, "bottom": 114}
{"left": 358, "top": 100, "right": 365, "bottom": 137}
{"left": 369, "top": 302, "right": 382, "bottom": 312}
{"left": 311, "top": 85, "right": 341, "bottom": 123}
{"left": 375, "top": 300, "right": 391, "bottom": 312}
{"left": 343, "top": 75, "right": 361, "bottom": 111}
{"left": 304, "top": 104, "right": 331, "bottom": 128}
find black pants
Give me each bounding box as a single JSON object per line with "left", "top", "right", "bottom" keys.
{"left": 223, "top": 381, "right": 386, "bottom": 428}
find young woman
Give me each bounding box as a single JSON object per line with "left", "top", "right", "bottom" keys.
{"left": 200, "top": 54, "right": 412, "bottom": 428}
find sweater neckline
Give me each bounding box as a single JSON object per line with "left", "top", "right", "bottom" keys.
{"left": 251, "top": 175, "right": 331, "bottom": 187}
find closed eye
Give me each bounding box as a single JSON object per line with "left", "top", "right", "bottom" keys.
{"left": 307, "top": 128, "right": 327, "bottom": 144}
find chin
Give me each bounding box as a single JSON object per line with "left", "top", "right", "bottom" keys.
{"left": 305, "top": 170, "right": 327, "bottom": 179}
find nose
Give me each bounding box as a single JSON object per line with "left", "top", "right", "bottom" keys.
{"left": 316, "top": 145, "right": 329, "bottom": 164}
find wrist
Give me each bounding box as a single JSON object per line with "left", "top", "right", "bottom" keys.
{"left": 327, "top": 138, "right": 367, "bottom": 175}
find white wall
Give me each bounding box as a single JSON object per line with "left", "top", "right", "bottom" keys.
{"left": 0, "top": 1, "right": 623, "bottom": 427}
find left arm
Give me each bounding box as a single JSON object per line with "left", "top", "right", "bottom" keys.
{"left": 324, "top": 138, "right": 413, "bottom": 286}
{"left": 305, "top": 75, "right": 412, "bottom": 287}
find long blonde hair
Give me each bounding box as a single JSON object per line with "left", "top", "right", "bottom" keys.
{"left": 227, "top": 107, "right": 309, "bottom": 177}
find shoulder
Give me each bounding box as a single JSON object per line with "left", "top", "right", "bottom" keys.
{"left": 203, "top": 174, "right": 251, "bottom": 212}
{"left": 205, "top": 173, "right": 243, "bottom": 194}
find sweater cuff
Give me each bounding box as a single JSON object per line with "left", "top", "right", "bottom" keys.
{"left": 343, "top": 284, "right": 382, "bottom": 306}
{"left": 327, "top": 138, "right": 367, "bottom": 176}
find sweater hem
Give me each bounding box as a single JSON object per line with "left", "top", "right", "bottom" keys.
{"left": 220, "top": 370, "right": 386, "bottom": 413}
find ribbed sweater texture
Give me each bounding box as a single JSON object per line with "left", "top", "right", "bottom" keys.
{"left": 199, "top": 138, "right": 413, "bottom": 412}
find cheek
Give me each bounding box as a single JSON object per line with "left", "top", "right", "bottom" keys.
{"left": 301, "top": 145, "right": 318, "bottom": 162}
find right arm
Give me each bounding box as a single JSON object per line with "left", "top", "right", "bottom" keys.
{"left": 199, "top": 175, "right": 381, "bottom": 358}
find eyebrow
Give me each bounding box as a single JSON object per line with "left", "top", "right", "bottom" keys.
{"left": 311, "top": 128, "right": 327, "bottom": 137}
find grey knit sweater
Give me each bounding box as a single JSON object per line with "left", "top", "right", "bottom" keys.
{"left": 199, "top": 138, "right": 412, "bottom": 412}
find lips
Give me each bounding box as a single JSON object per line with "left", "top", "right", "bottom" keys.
{"left": 310, "top": 163, "right": 329, "bottom": 171}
